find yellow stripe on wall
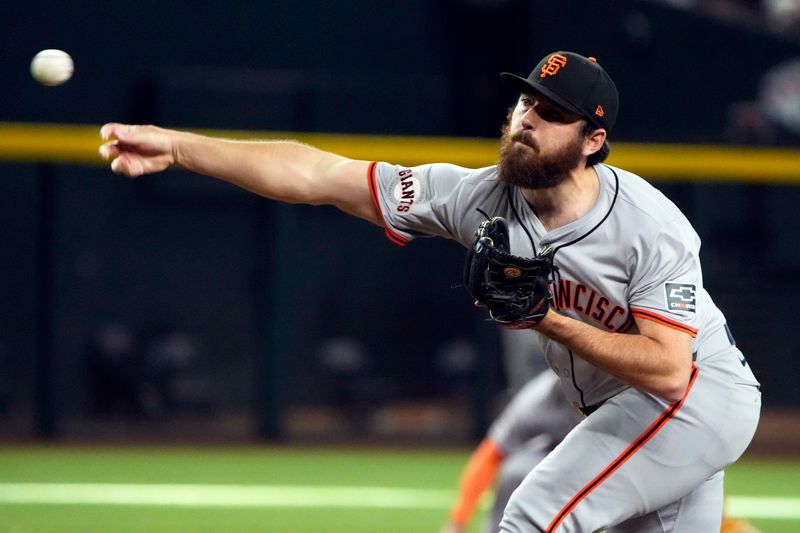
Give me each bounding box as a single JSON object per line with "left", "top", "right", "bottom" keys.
{"left": 1, "top": 122, "right": 799, "bottom": 184}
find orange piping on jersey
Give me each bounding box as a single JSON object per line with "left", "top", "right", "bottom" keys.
{"left": 630, "top": 308, "right": 698, "bottom": 338}
{"left": 450, "top": 438, "right": 505, "bottom": 525}
{"left": 367, "top": 161, "right": 409, "bottom": 247}
{"left": 545, "top": 365, "right": 700, "bottom": 532}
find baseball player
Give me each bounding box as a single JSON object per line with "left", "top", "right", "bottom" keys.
{"left": 442, "top": 370, "right": 578, "bottom": 533}
{"left": 99, "top": 50, "right": 762, "bottom": 531}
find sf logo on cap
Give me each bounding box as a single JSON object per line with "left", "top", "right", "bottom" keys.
{"left": 541, "top": 54, "right": 568, "bottom": 77}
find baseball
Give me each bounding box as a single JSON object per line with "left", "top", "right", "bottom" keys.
{"left": 30, "top": 49, "right": 74, "bottom": 86}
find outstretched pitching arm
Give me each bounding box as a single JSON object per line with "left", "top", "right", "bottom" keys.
{"left": 99, "top": 123, "right": 379, "bottom": 223}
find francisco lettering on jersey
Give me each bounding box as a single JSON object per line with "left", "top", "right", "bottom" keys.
{"left": 392, "top": 169, "right": 424, "bottom": 213}
{"left": 664, "top": 282, "right": 697, "bottom": 313}
{"left": 554, "top": 278, "right": 633, "bottom": 332}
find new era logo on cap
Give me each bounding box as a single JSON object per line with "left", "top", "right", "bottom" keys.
{"left": 500, "top": 51, "right": 619, "bottom": 132}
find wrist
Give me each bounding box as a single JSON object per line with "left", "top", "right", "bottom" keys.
{"left": 171, "top": 130, "right": 193, "bottom": 169}
{"left": 532, "top": 307, "right": 559, "bottom": 331}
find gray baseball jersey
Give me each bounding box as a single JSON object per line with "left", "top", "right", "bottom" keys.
{"left": 368, "top": 161, "right": 761, "bottom": 532}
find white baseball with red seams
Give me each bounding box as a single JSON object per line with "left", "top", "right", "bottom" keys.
{"left": 370, "top": 160, "right": 761, "bottom": 532}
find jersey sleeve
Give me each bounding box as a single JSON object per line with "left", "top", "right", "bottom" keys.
{"left": 627, "top": 222, "right": 702, "bottom": 338}
{"left": 367, "top": 161, "right": 496, "bottom": 247}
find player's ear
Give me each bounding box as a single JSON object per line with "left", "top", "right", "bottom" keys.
{"left": 582, "top": 126, "right": 606, "bottom": 157}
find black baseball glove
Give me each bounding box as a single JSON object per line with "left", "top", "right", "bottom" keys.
{"left": 464, "top": 217, "right": 555, "bottom": 328}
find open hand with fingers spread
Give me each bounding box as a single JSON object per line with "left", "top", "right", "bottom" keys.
{"left": 99, "top": 123, "right": 179, "bottom": 177}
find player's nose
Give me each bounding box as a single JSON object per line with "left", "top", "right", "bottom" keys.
{"left": 520, "top": 106, "right": 538, "bottom": 129}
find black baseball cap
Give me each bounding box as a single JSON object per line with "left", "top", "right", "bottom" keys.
{"left": 500, "top": 51, "right": 619, "bottom": 133}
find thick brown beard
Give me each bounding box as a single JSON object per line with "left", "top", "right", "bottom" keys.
{"left": 497, "top": 121, "right": 586, "bottom": 189}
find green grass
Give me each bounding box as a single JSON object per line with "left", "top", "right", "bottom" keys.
{"left": 0, "top": 446, "right": 796, "bottom": 532}
{"left": 725, "top": 458, "right": 800, "bottom": 497}
{"left": 724, "top": 458, "right": 800, "bottom": 533}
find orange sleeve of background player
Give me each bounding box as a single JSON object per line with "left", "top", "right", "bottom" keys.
{"left": 450, "top": 437, "right": 506, "bottom": 525}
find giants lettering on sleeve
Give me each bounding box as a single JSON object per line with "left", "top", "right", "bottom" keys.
{"left": 555, "top": 279, "right": 631, "bottom": 332}
{"left": 395, "top": 169, "right": 416, "bottom": 213}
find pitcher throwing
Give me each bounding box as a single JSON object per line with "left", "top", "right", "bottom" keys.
{"left": 100, "top": 50, "right": 761, "bottom": 532}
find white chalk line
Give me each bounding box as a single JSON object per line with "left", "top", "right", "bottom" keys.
{"left": 0, "top": 483, "right": 451, "bottom": 509}
{"left": 0, "top": 483, "right": 796, "bottom": 520}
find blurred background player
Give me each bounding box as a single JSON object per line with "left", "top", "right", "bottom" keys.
{"left": 441, "top": 370, "right": 577, "bottom": 533}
